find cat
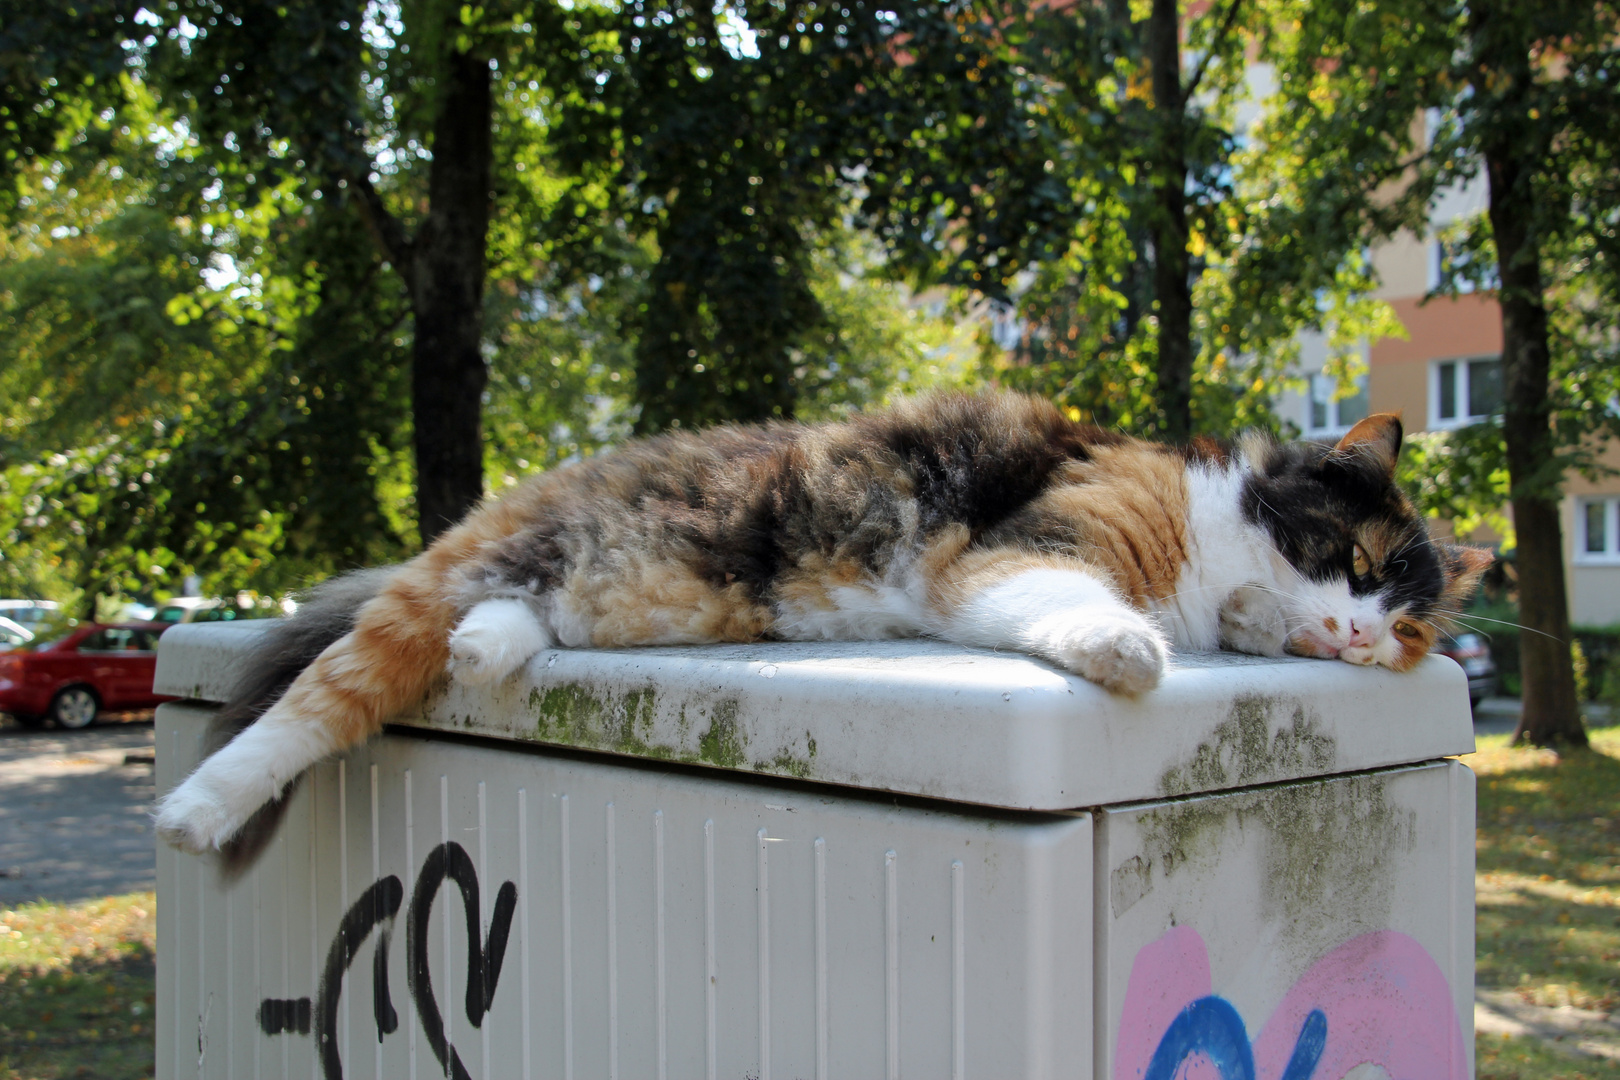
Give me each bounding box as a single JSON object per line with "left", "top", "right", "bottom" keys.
{"left": 154, "top": 391, "right": 1490, "bottom": 864}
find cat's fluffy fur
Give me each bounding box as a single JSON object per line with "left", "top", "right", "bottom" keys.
{"left": 155, "top": 392, "right": 1489, "bottom": 864}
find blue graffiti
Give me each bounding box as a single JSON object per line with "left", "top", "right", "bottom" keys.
{"left": 1282, "top": 1009, "right": 1328, "bottom": 1080}
{"left": 1144, "top": 998, "right": 1327, "bottom": 1080}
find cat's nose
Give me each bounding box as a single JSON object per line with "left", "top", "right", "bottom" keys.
{"left": 1348, "top": 620, "right": 1377, "bottom": 648}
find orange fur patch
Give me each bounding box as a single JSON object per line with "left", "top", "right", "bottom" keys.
{"left": 1016, "top": 446, "right": 1190, "bottom": 606}
{"left": 566, "top": 553, "right": 771, "bottom": 646}
{"left": 268, "top": 481, "right": 553, "bottom": 748}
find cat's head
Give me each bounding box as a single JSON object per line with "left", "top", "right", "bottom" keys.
{"left": 1241, "top": 413, "right": 1493, "bottom": 671}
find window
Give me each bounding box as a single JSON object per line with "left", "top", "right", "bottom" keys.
{"left": 78, "top": 627, "right": 157, "bottom": 653}
{"left": 1426, "top": 236, "right": 1499, "bottom": 295}
{"left": 1305, "top": 372, "right": 1369, "bottom": 438}
{"left": 1577, "top": 497, "right": 1620, "bottom": 565}
{"left": 1430, "top": 357, "right": 1503, "bottom": 428}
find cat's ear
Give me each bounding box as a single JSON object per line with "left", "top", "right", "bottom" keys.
{"left": 1331, "top": 413, "right": 1403, "bottom": 479}
{"left": 1438, "top": 543, "right": 1494, "bottom": 608}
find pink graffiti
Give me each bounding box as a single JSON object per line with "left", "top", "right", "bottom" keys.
{"left": 1114, "top": 927, "right": 1468, "bottom": 1080}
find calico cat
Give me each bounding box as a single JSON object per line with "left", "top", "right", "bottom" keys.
{"left": 154, "top": 391, "right": 1489, "bottom": 861}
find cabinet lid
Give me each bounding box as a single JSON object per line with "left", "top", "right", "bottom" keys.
{"left": 156, "top": 622, "right": 1475, "bottom": 810}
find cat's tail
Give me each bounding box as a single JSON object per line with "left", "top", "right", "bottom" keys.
{"left": 153, "top": 544, "right": 467, "bottom": 875}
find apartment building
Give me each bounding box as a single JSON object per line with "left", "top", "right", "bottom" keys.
{"left": 1273, "top": 177, "right": 1620, "bottom": 626}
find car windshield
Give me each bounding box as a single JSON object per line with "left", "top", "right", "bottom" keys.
{"left": 11, "top": 612, "right": 83, "bottom": 651}
{"left": 16, "top": 628, "right": 78, "bottom": 651}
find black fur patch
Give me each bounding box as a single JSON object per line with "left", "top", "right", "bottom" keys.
{"left": 1242, "top": 442, "right": 1446, "bottom": 617}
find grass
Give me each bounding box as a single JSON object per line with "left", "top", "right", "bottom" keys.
{"left": 1464, "top": 726, "right": 1620, "bottom": 1079}
{"left": 1478, "top": 1031, "right": 1620, "bottom": 1080}
{"left": 0, "top": 892, "right": 155, "bottom": 1080}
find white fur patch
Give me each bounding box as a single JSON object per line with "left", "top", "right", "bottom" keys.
{"left": 773, "top": 583, "right": 929, "bottom": 641}
{"left": 1155, "top": 461, "right": 1275, "bottom": 650}
{"left": 153, "top": 701, "right": 337, "bottom": 853}
{"left": 448, "top": 598, "right": 552, "bottom": 684}
{"left": 945, "top": 568, "right": 1167, "bottom": 693}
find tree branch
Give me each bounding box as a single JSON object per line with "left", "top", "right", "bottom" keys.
{"left": 1183, "top": 0, "right": 1246, "bottom": 102}
{"left": 349, "top": 171, "right": 417, "bottom": 295}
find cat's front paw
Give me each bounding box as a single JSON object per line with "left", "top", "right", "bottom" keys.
{"left": 1217, "top": 586, "right": 1288, "bottom": 657}
{"left": 448, "top": 598, "right": 551, "bottom": 684}
{"left": 1044, "top": 611, "right": 1167, "bottom": 695}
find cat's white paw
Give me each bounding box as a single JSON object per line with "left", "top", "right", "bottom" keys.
{"left": 154, "top": 703, "right": 335, "bottom": 854}
{"left": 1044, "top": 610, "right": 1168, "bottom": 694}
{"left": 448, "top": 598, "right": 551, "bottom": 684}
{"left": 1217, "top": 586, "right": 1288, "bottom": 657}
{"left": 154, "top": 763, "right": 275, "bottom": 854}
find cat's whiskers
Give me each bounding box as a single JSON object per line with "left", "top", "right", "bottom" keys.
{"left": 1447, "top": 612, "right": 1565, "bottom": 643}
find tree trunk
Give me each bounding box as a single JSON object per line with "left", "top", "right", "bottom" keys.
{"left": 1146, "top": 0, "right": 1193, "bottom": 441}
{"left": 1474, "top": 7, "right": 1586, "bottom": 748}
{"left": 409, "top": 48, "right": 494, "bottom": 544}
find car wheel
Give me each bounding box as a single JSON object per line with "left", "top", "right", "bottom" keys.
{"left": 50, "top": 687, "right": 99, "bottom": 730}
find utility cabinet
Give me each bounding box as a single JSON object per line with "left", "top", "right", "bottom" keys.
{"left": 155, "top": 624, "right": 1475, "bottom": 1080}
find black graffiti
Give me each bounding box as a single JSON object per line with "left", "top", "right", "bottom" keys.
{"left": 255, "top": 842, "right": 516, "bottom": 1080}
{"left": 407, "top": 842, "right": 519, "bottom": 1080}
{"left": 257, "top": 996, "right": 311, "bottom": 1035}
{"left": 314, "top": 875, "right": 404, "bottom": 1080}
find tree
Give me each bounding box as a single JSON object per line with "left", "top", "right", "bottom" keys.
{"left": 2, "top": 12, "right": 995, "bottom": 607}
{"left": 140, "top": 0, "right": 1072, "bottom": 529}
{"left": 141, "top": 0, "right": 532, "bottom": 540}
{"left": 1269, "top": 0, "right": 1620, "bottom": 747}
{"left": 976, "top": 0, "right": 1401, "bottom": 440}
{"left": 536, "top": 0, "right": 1064, "bottom": 433}
{"left": 0, "top": 81, "right": 420, "bottom": 612}
{"left": 0, "top": 0, "right": 140, "bottom": 214}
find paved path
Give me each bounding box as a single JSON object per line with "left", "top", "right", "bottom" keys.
{"left": 1471, "top": 695, "right": 1616, "bottom": 737}
{"left": 1477, "top": 988, "right": 1620, "bottom": 1060}
{"left": 0, "top": 715, "right": 157, "bottom": 907}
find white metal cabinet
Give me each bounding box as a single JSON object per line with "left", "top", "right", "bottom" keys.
{"left": 154, "top": 625, "right": 1476, "bottom": 1080}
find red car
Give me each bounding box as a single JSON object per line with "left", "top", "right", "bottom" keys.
{"left": 0, "top": 622, "right": 175, "bottom": 729}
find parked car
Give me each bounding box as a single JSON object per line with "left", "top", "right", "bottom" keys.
{"left": 0, "top": 617, "right": 33, "bottom": 649}
{"left": 1435, "top": 631, "right": 1497, "bottom": 709}
{"left": 151, "top": 597, "right": 270, "bottom": 624}
{"left": 0, "top": 599, "right": 60, "bottom": 629}
{"left": 0, "top": 621, "right": 175, "bottom": 729}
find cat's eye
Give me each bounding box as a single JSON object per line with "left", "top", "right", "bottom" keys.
{"left": 1352, "top": 544, "right": 1371, "bottom": 577}
{"left": 1393, "top": 621, "right": 1422, "bottom": 640}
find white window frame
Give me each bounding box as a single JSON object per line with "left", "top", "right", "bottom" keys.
{"left": 1576, "top": 496, "right": 1620, "bottom": 566}
{"left": 1428, "top": 356, "right": 1502, "bottom": 430}
{"left": 1303, "top": 371, "right": 1370, "bottom": 439}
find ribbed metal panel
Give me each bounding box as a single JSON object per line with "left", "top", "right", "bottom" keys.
{"left": 159, "top": 706, "right": 1092, "bottom": 1080}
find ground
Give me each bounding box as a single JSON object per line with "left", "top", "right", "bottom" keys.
{"left": 1468, "top": 699, "right": 1620, "bottom": 1077}
{"left": 0, "top": 710, "right": 157, "bottom": 1079}
{"left": 0, "top": 716, "right": 157, "bottom": 906}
